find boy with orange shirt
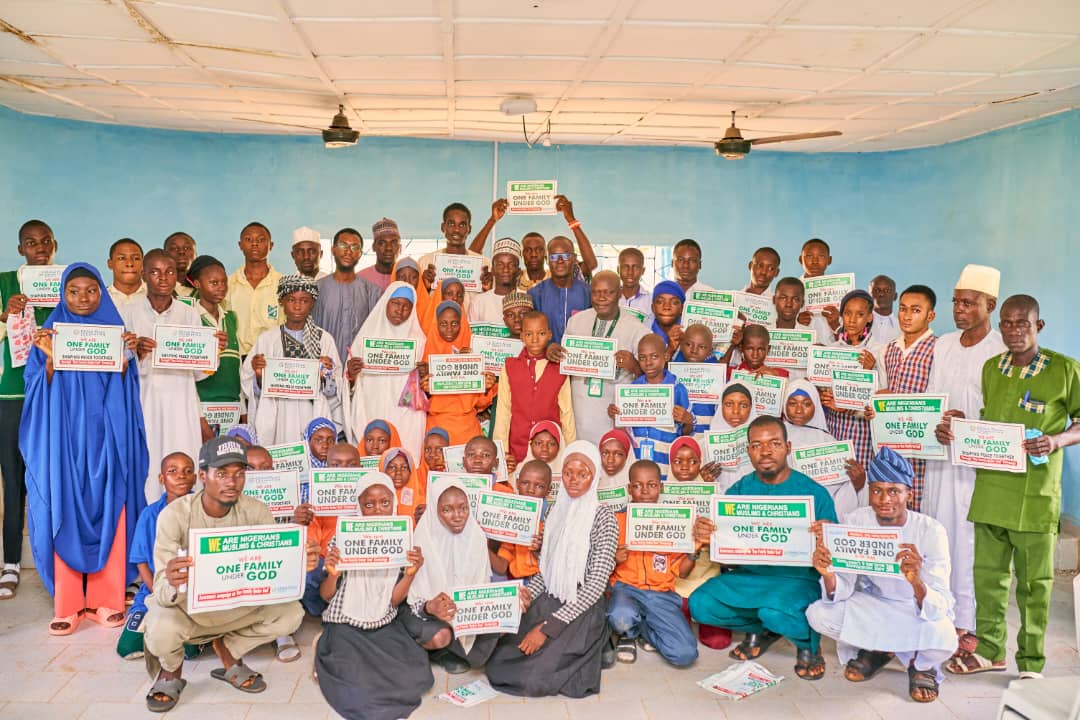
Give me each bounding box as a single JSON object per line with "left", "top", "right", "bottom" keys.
{"left": 490, "top": 459, "right": 551, "bottom": 579}
{"left": 608, "top": 460, "right": 698, "bottom": 666}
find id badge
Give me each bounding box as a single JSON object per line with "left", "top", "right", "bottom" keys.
{"left": 586, "top": 376, "right": 604, "bottom": 397}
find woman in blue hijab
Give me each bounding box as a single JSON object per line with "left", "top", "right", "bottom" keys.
{"left": 21, "top": 263, "right": 148, "bottom": 635}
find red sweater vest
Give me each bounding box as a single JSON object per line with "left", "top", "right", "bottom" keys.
{"left": 504, "top": 352, "right": 565, "bottom": 461}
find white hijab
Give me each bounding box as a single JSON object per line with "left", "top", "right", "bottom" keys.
{"left": 707, "top": 381, "right": 758, "bottom": 490}
{"left": 347, "top": 281, "right": 427, "bottom": 454}
{"left": 782, "top": 379, "right": 834, "bottom": 448}
{"left": 540, "top": 440, "right": 602, "bottom": 604}
{"left": 340, "top": 472, "right": 401, "bottom": 624}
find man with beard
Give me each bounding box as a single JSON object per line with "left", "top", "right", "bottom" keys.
{"left": 290, "top": 226, "right": 325, "bottom": 281}
{"left": 689, "top": 415, "right": 837, "bottom": 681}
{"left": 312, "top": 227, "right": 382, "bottom": 361}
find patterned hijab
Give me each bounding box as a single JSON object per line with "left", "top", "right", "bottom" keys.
{"left": 277, "top": 273, "right": 323, "bottom": 359}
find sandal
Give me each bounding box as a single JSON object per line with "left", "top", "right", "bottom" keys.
{"left": 844, "top": 649, "right": 895, "bottom": 682}
{"left": 729, "top": 630, "right": 781, "bottom": 661}
{"left": 275, "top": 635, "right": 301, "bottom": 663}
{"left": 49, "top": 609, "right": 85, "bottom": 636}
{"left": 146, "top": 677, "right": 187, "bottom": 713}
{"left": 908, "top": 665, "right": 939, "bottom": 703}
{"left": 638, "top": 638, "right": 656, "bottom": 653}
{"left": 795, "top": 648, "right": 826, "bottom": 681}
{"left": 615, "top": 636, "right": 637, "bottom": 663}
{"left": 211, "top": 662, "right": 267, "bottom": 693}
{"left": 944, "top": 652, "right": 1006, "bottom": 675}
{"left": 125, "top": 582, "right": 140, "bottom": 606}
{"left": 0, "top": 567, "right": 19, "bottom": 600}
{"left": 86, "top": 606, "right": 126, "bottom": 627}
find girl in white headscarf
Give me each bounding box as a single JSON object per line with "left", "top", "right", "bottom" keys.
{"left": 405, "top": 478, "right": 496, "bottom": 674}
{"left": 704, "top": 381, "right": 759, "bottom": 491}
{"left": 782, "top": 379, "right": 864, "bottom": 515}
{"left": 314, "top": 472, "right": 431, "bottom": 720}
{"left": 485, "top": 440, "right": 618, "bottom": 698}
{"left": 346, "top": 281, "right": 428, "bottom": 457}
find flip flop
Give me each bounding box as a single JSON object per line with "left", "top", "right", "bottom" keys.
{"left": 146, "top": 677, "right": 187, "bottom": 713}
{"left": 729, "top": 631, "right": 781, "bottom": 661}
{"left": 616, "top": 636, "right": 637, "bottom": 663}
{"left": 944, "top": 652, "right": 1006, "bottom": 675}
{"left": 795, "top": 648, "right": 826, "bottom": 681}
{"left": 211, "top": 662, "right": 267, "bottom": 693}
{"left": 49, "top": 609, "right": 85, "bottom": 636}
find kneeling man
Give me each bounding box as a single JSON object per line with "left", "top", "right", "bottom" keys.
{"left": 143, "top": 437, "right": 317, "bottom": 712}
{"left": 807, "top": 447, "right": 957, "bottom": 703}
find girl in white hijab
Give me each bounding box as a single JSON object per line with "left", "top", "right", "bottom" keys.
{"left": 314, "top": 472, "right": 432, "bottom": 720}
{"left": 406, "top": 477, "right": 495, "bottom": 673}
{"left": 485, "top": 440, "right": 619, "bottom": 698}
{"left": 346, "top": 281, "right": 428, "bottom": 457}
{"left": 782, "top": 379, "right": 864, "bottom": 515}
{"left": 704, "top": 381, "right": 759, "bottom": 491}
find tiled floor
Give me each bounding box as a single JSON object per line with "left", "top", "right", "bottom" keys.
{"left": 1, "top": 569, "right": 1076, "bottom": 720}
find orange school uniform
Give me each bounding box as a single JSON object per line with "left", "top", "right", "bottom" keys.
{"left": 497, "top": 520, "right": 543, "bottom": 579}
{"left": 611, "top": 513, "right": 685, "bottom": 593}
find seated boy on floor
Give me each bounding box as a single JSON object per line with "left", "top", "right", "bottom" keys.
{"left": 116, "top": 452, "right": 197, "bottom": 660}
{"left": 608, "top": 459, "right": 698, "bottom": 667}
{"left": 489, "top": 459, "right": 551, "bottom": 581}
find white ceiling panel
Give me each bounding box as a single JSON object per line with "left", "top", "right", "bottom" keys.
{"left": 0, "top": 0, "right": 1075, "bottom": 150}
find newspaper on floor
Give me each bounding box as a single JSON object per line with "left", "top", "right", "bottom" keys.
{"left": 697, "top": 661, "right": 784, "bottom": 700}
{"left": 437, "top": 680, "right": 500, "bottom": 707}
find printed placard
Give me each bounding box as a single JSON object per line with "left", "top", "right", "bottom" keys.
{"left": 735, "top": 291, "right": 777, "bottom": 326}
{"left": 710, "top": 496, "right": 815, "bottom": 566}
{"left": 20, "top": 264, "right": 66, "bottom": 307}
{"left": 697, "top": 662, "right": 783, "bottom": 700}
{"left": 950, "top": 418, "right": 1027, "bottom": 474}
{"left": 335, "top": 516, "right": 413, "bottom": 569}
{"left": 615, "top": 384, "right": 674, "bottom": 428}
{"left": 507, "top": 180, "right": 558, "bottom": 215}
{"left": 434, "top": 253, "right": 485, "bottom": 293}
{"left": 6, "top": 308, "right": 35, "bottom": 368}
{"left": 200, "top": 402, "right": 242, "bottom": 434}
{"left": 626, "top": 503, "right": 695, "bottom": 553}
{"left": 597, "top": 484, "right": 628, "bottom": 512}
{"left": 52, "top": 322, "right": 124, "bottom": 372}
{"left": 470, "top": 322, "right": 511, "bottom": 338}
{"left": 359, "top": 455, "right": 381, "bottom": 469}
{"left": 187, "top": 524, "right": 306, "bottom": 614}
{"left": 803, "top": 273, "right": 855, "bottom": 313}
{"left": 823, "top": 524, "right": 903, "bottom": 578}
{"left": 730, "top": 371, "right": 786, "bottom": 417}
{"left": 361, "top": 338, "right": 416, "bottom": 374}
{"left": 870, "top": 394, "right": 948, "bottom": 460}
{"left": 152, "top": 324, "right": 219, "bottom": 371}
{"left": 242, "top": 470, "right": 301, "bottom": 518}
{"left": 830, "top": 369, "right": 876, "bottom": 411}
{"left": 765, "top": 330, "right": 814, "bottom": 369}
{"left": 806, "top": 347, "right": 864, "bottom": 384}
{"left": 705, "top": 427, "right": 749, "bottom": 469}
{"left": 472, "top": 335, "right": 523, "bottom": 374}
{"left": 310, "top": 468, "right": 369, "bottom": 514}
{"left": 791, "top": 441, "right": 854, "bottom": 487}
{"left": 660, "top": 482, "right": 719, "bottom": 519}
{"left": 262, "top": 357, "right": 321, "bottom": 400}
{"left": 451, "top": 581, "right": 522, "bottom": 637}
{"left": 683, "top": 302, "right": 739, "bottom": 344}
{"left": 266, "top": 442, "right": 310, "bottom": 478}
{"left": 670, "top": 362, "right": 728, "bottom": 403}
{"left": 428, "top": 472, "right": 493, "bottom": 516}
{"left": 428, "top": 353, "right": 485, "bottom": 394}
{"left": 475, "top": 491, "right": 541, "bottom": 544}
{"left": 560, "top": 335, "right": 618, "bottom": 380}
{"left": 689, "top": 289, "right": 735, "bottom": 307}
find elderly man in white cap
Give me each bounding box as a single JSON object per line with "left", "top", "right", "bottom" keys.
{"left": 468, "top": 237, "right": 522, "bottom": 325}
{"left": 922, "top": 264, "right": 1004, "bottom": 658}
{"left": 290, "top": 226, "right": 326, "bottom": 281}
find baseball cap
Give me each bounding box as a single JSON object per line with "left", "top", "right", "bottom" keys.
{"left": 199, "top": 436, "right": 249, "bottom": 470}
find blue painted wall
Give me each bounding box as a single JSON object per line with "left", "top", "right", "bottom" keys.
{"left": 1, "top": 106, "right": 1077, "bottom": 521}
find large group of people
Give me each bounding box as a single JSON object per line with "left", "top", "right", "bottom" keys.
{"left": 0, "top": 199, "right": 1076, "bottom": 718}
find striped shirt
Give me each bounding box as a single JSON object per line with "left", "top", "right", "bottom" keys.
{"left": 629, "top": 371, "right": 692, "bottom": 480}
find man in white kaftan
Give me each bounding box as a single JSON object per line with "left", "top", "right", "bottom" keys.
{"left": 923, "top": 264, "right": 1005, "bottom": 636}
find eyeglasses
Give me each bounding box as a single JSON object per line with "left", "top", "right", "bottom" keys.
{"left": 549, "top": 252, "right": 573, "bottom": 262}
{"left": 334, "top": 242, "right": 362, "bottom": 252}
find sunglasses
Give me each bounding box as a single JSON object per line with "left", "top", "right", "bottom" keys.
{"left": 549, "top": 252, "right": 574, "bottom": 262}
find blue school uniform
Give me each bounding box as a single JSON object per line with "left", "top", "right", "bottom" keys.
{"left": 128, "top": 496, "right": 167, "bottom": 614}
{"left": 670, "top": 351, "right": 719, "bottom": 434}
{"left": 629, "top": 371, "right": 691, "bottom": 480}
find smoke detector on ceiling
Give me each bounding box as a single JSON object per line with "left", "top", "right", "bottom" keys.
{"left": 500, "top": 97, "right": 538, "bottom": 116}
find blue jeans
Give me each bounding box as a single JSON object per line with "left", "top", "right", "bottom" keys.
{"left": 302, "top": 556, "right": 329, "bottom": 616}
{"left": 607, "top": 581, "right": 698, "bottom": 667}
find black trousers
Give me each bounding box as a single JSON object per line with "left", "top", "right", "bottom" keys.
{"left": 0, "top": 398, "right": 26, "bottom": 564}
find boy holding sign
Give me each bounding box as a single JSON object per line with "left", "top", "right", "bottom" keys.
{"left": 491, "top": 460, "right": 551, "bottom": 580}
{"left": 807, "top": 447, "right": 955, "bottom": 703}
{"left": 608, "top": 460, "right": 698, "bottom": 666}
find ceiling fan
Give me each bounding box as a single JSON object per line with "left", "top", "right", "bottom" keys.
{"left": 232, "top": 104, "right": 359, "bottom": 147}
{"left": 636, "top": 111, "right": 842, "bottom": 159}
